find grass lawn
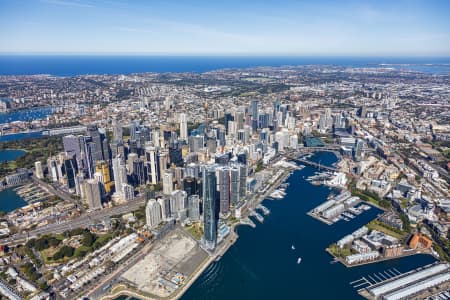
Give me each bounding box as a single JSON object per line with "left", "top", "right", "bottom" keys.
{"left": 186, "top": 224, "right": 203, "bottom": 240}
{"left": 327, "top": 243, "right": 356, "bottom": 258}
{"left": 366, "top": 221, "right": 405, "bottom": 239}
{"left": 40, "top": 247, "right": 60, "bottom": 264}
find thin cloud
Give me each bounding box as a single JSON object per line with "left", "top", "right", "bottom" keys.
{"left": 41, "top": 0, "right": 95, "bottom": 8}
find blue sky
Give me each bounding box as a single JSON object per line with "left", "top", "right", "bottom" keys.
{"left": 0, "top": 0, "right": 449, "bottom": 55}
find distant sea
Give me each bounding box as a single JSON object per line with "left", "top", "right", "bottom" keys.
{"left": 0, "top": 56, "right": 449, "bottom": 76}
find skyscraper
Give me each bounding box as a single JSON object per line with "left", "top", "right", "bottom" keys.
{"left": 83, "top": 179, "right": 102, "bottom": 209}
{"left": 179, "top": 113, "right": 188, "bottom": 141}
{"left": 34, "top": 161, "right": 44, "bottom": 179}
{"left": 122, "top": 183, "right": 135, "bottom": 201}
{"left": 217, "top": 167, "right": 230, "bottom": 214}
{"left": 112, "top": 155, "right": 127, "bottom": 197}
{"left": 239, "top": 164, "right": 247, "bottom": 198}
{"left": 112, "top": 118, "right": 123, "bottom": 142}
{"left": 79, "top": 136, "right": 95, "bottom": 178}
{"left": 158, "top": 197, "right": 171, "bottom": 221}
{"left": 132, "top": 158, "right": 146, "bottom": 186}
{"left": 63, "top": 154, "right": 77, "bottom": 190}
{"left": 146, "top": 199, "right": 162, "bottom": 229}
{"left": 63, "top": 134, "right": 83, "bottom": 170}
{"left": 250, "top": 99, "right": 259, "bottom": 132}
{"left": 203, "top": 166, "right": 218, "bottom": 250}
{"left": 95, "top": 160, "right": 114, "bottom": 193}
{"left": 353, "top": 139, "right": 365, "bottom": 162}
{"left": 230, "top": 166, "right": 240, "bottom": 205}
{"left": 145, "top": 146, "right": 159, "bottom": 185}
{"left": 162, "top": 170, "right": 173, "bottom": 195}
{"left": 87, "top": 124, "right": 104, "bottom": 162}
{"left": 188, "top": 195, "right": 200, "bottom": 221}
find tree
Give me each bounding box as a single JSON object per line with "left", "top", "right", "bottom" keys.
{"left": 82, "top": 231, "right": 96, "bottom": 247}
{"left": 52, "top": 246, "right": 75, "bottom": 260}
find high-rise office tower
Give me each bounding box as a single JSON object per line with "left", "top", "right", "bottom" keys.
{"left": 83, "top": 179, "right": 102, "bottom": 209}
{"left": 230, "top": 166, "right": 240, "bottom": 205}
{"left": 235, "top": 111, "right": 245, "bottom": 132}
{"left": 112, "top": 118, "right": 123, "bottom": 142}
{"left": 122, "top": 183, "right": 134, "bottom": 201}
{"left": 127, "top": 153, "right": 138, "bottom": 173}
{"left": 250, "top": 99, "right": 259, "bottom": 132}
{"left": 145, "top": 146, "right": 159, "bottom": 184}
{"left": 217, "top": 167, "right": 230, "bottom": 214}
{"left": 132, "top": 158, "right": 146, "bottom": 186}
{"left": 158, "top": 152, "right": 168, "bottom": 180}
{"left": 239, "top": 164, "right": 247, "bottom": 198}
{"left": 47, "top": 158, "right": 60, "bottom": 182}
{"left": 169, "top": 141, "right": 183, "bottom": 167}
{"left": 170, "top": 190, "right": 187, "bottom": 215}
{"left": 95, "top": 161, "right": 114, "bottom": 193}
{"left": 146, "top": 199, "right": 162, "bottom": 229}
{"left": 87, "top": 124, "right": 103, "bottom": 162}
{"left": 34, "top": 161, "right": 44, "bottom": 179}
{"left": 112, "top": 155, "right": 127, "bottom": 197}
{"left": 189, "top": 135, "right": 204, "bottom": 153}
{"left": 224, "top": 112, "right": 234, "bottom": 134}
{"left": 158, "top": 197, "right": 171, "bottom": 221}
{"left": 63, "top": 135, "right": 83, "bottom": 170}
{"left": 183, "top": 176, "right": 199, "bottom": 197}
{"left": 162, "top": 170, "right": 173, "bottom": 195}
{"left": 353, "top": 139, "right": 365, "bottom": 162}
{"left": 179, "top": 113, "right": 188, "bottom": 141}
{"left": 78, "top": 136, "right": 94, "bottom": 178}
{"left": 203, "top": 166, "right": 218, "bottom": 250}
{"left": 188, "top": 195, "right": 200, "bottom": 221}
{"left": 64, "top": 154, "right": 77, "bottom": 190}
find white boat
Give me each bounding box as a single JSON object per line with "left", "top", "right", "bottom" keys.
{"left": 297, "top": 257, "right": 302, "bottom": 264}
{"left": 291, "top": 245, "right": 295, "bottom": 250}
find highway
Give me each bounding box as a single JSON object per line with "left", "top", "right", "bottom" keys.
{"left": 0, "top": 196, "right": 146, "bottom": 245}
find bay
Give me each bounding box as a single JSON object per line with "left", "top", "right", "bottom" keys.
{"left": 182, "top": 152, "right": 436, "bottom": 300}
{"left": 0, "top": 189, "right": 28, "bottom": 213}
{"left": 0, "top": 106, "right": 53, "bottom": 123}
{"left": 0, "top": 149, "right": 26, "bottom": 163}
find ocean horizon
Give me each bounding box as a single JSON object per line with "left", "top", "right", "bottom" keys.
{"left": 0, "top": 55, "right": 449, "bottom": 76}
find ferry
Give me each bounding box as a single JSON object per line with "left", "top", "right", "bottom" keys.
{"left": 297, "top": 257, "right": 302, "bottom": 264}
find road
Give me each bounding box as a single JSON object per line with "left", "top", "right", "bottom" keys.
{"left": 85, "top": 241, "right": 156, "bottom": 300}
{"left": 1, "top": 196, "right": 146, "bottom": 245}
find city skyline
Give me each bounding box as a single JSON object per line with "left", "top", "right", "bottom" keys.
{"left": 1, "top": 0, "right": 450, "bottom": 56}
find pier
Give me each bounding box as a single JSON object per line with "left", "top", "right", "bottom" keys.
{"left": 256, "top": 204, "right": 270, "bottom": 215}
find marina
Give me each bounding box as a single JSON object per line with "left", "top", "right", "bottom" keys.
{"left": 13, "top": 183, "right": 52, "bottom": 203}
{"left": 307, "top": 190, "right": 376, "bottom": 226}
{"left": 256, "top": 204, "right": 270, "bottom": 215}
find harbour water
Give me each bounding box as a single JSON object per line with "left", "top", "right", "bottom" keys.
{"left": 0, "top": 149, "right": 26, "bottom": 162}
{"left": 0, "top": 131, "right": 43, "bottom": 142}
{"left": 0, "top": 106, "right": 53, "bottom": 123}
{"left": 0, "top": 150, "right": 28, "bottom": 212}
{"left": 182, "top": 152, "right": 436, "bottom": 300}
{"left": 0, "top": 189, "right": 28, "bottom": 213}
